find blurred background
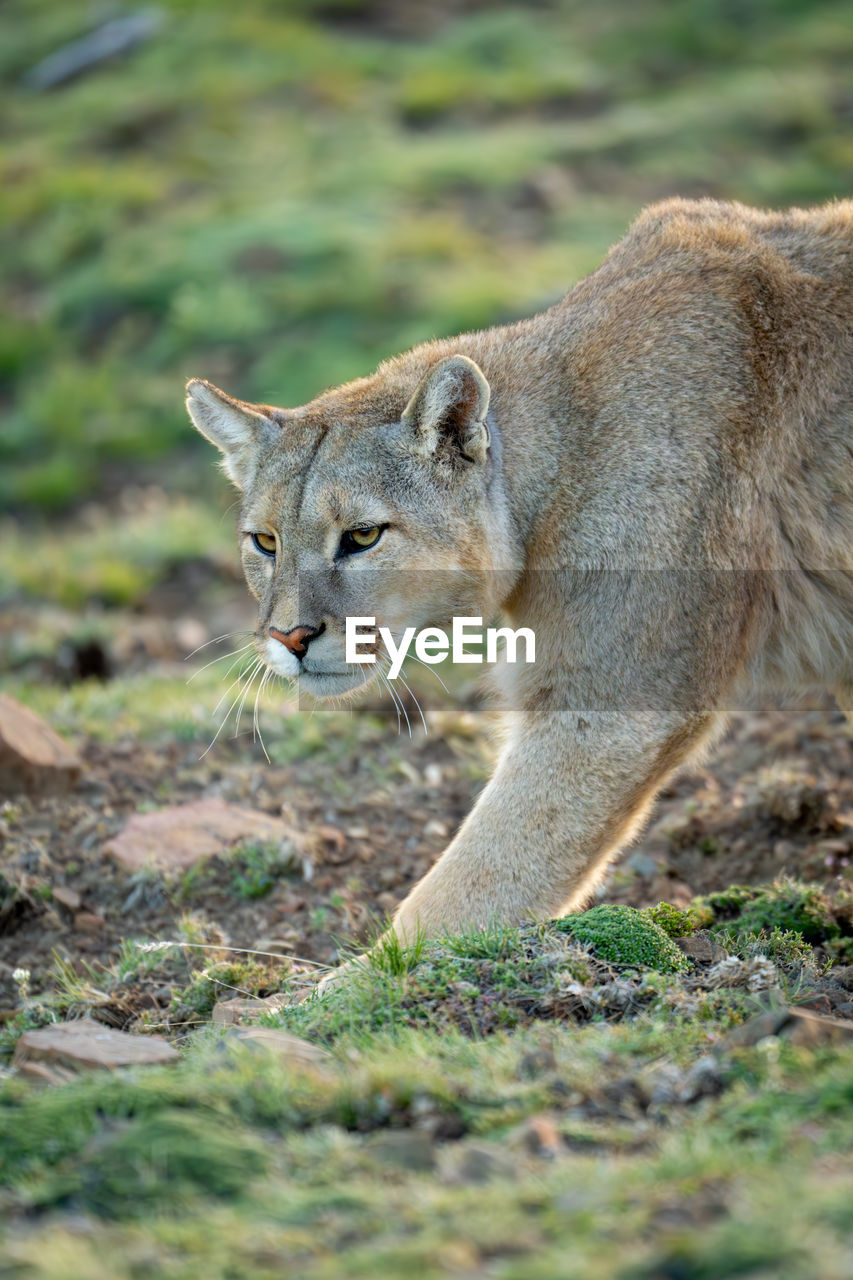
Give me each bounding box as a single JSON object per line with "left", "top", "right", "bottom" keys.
{"left": 0, "top": 0, "right": 851, "bottom": 711}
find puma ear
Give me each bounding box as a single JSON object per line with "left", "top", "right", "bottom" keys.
{"left": 185, "top": 379, "right": 277, "bottom": 489}
{"left": 401, "top": 355, "right": 491, "bottom": 466}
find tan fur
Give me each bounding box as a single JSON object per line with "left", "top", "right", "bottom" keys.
{"left": 186, "top": 197, "right": 853, "bottom": 951}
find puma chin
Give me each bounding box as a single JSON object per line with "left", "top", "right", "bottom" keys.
{"left": 187, "top": 196, "right": 853, "bottom": 959}
{"left": 260, "top": 634, "right": 373, "bottom": 700}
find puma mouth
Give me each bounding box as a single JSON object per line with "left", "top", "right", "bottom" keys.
{"left": 298, "top": 667, "right": 375, "bottom": 698}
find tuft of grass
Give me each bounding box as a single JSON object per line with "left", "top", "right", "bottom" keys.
{"left": 170, "top": 958, "right": 286, "bottom": 1024}
{"left": 696, "top": 877, "right": 841, "bottom": 943}
{"left": 27, "top": 1109, "right": 271, "bottom": 1219}
{"left": 365, "top": 924, "right": 428, "bottom": 977}
{"left": 230, "top": 841, "right": 299, "bottom": 900}
{"left": 442, "top": 919, "right": 525, "bottom": 961}
{"left": 0, "top": 499, "right": 236, "bottom": 608}
{"left": 714, "top": 926, "right": 826, "bottom": 975}
{"left": 642, "top": 901, "right": 703, "bottom": 938}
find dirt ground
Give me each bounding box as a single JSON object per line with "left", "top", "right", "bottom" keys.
{"left": 3, "top": 566, "right": 853, "bottom": 1014}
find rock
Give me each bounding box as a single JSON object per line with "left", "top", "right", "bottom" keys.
{"left": 73, "top": 911, "right": 106, "bottom": 934}
{"left": 828, "top": 966, "right": 853, "bottom": 992}
{"left": 439, "top": 1140, "right": 518, "bottom": 1185}
{"left": 14, "top": 1018, "right": 179, "bottom": 1072}
{"left": 793, "top": 992, "right": 834, "bottom": 1017}
{"left": 16, "top": 1060, "right": 77, "bottom": 1087}
{"left": 624, "top": 851, "right": 658, "bottom": 879}
{"left": 212, "top": 994, "right": 287, "bottom": 1025}
{"left": 104, "top": 797, "right": 292, "bottom": 873}
{"left": 782, "top": 1007, "right": 853, "bottom": 1048}
{"left": 226, "top": 1026, "right": 332, "bottom": 1070}
{"left": 0, "top": 694, "right": 81, "bottom": 796}
{"left": 721, "top": 1010, "right": 791, "bottom": 1048}
{"left": 722, "top": 1007, "right": 853, "bottom": 1051}
{"left": 52, "top": 886, "right": 82, "bottom": 913}
{"left": 678, "top": 1055, "right": 725, "bottom": 1103}
{"left": 507, "top": 1113, "right": 563, "bottom": 1158}
{"left": 364, "top": 1129, "right": 437, "bottom": 1171}
{"left": 676, "top": 932, "right": 727, "bottom": 964}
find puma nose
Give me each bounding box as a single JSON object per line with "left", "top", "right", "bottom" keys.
{"left": 269, "top": 624, "right": 324, "bottom": 658}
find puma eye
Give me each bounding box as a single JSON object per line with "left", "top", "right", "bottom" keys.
{"left": 251, "top": 531, "right": 277, "bottom": 557}
{"left": 340, "top": 525, "right": 384, "bottom": 556}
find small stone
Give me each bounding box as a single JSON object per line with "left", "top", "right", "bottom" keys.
{"left": 0, "top": 694, "right": 81, "bottom": 795}
{"left": 52, "top": 886, "right": 82, "bottom": 913}
{"left": 16, "top": 1060, "right": 76, "bottom": 1087}
{"left": 624, "top": 851, "right": 658, "bottom": 879}
{"left": 212, "top": 994, "right": 287, "bottom": 1025}
{"left": 423, "top": 819, "right": 449, "bottom": 839}
{"left": 782, "top": 1008, "right": 853, "bottom": 1048}
{"left": 440, "top": 1140, "right": 518, "bottom": 1184}
{"left": 507, "top": 1113, "right": 563, "bottom": 1158}
{"left": 14, "top": 1018, "right": 179, "bottom": 1071}
{"left": 793, "top": 992, "right": 834, "bottom": 1016}
{"left": 254, "top": 936, "right": 297, "bottom": 957}
{"left": 227, "top": 1026, "right": 332, "bottom": 1070}
{"left": 721, "top": 1010, "right": 791, "bottom": 1048}
{"left": 364, "top": 1129, "right": 437, "bottom": 1171}
{"left": 73, "top": 911, "right": 106, "bottom": 934}
{"left": 105, "top": 797, "right": 293, "bottom": 873}
{"left": 676, "top": 932, "right": 726, "bottom": 964}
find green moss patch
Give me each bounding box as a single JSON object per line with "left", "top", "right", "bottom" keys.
{"left": 555, "top": 905, "right": 689, "bottom": 973}
{"left": 696, "top": 877, "right": 842, "bottom": 944}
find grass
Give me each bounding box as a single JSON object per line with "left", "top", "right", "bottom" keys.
{"left": 0, "top": 498, "right": 237, "bottom": 609}
{"left": 0, "top": 662, "right": 389, "bottom": 757}
{"left": 2, "top": 0, "right": 851, "bottom": 514}
{"left": 2, "top": 898, "right": 852, "bottom": 1275}
{"left": 2, "top": 1021, "right": 852, "bottom": 1278}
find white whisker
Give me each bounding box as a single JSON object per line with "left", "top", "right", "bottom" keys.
{"left": 232, "top": 658, "right": 264, "bottom": 740}
{"left": 254, "top": 667, "right": 272, "bottom": 763}
{"left": 187, "top": 641, "right": 255, "bottom": 684}
{"left": 408, "top": 654, "right": 450, "bottom": 695}
{"left": 201, "top": 657, "right": 263, "bottom": 759}
{"left": 183, "top": 630, "right": 251, "bottom": 661}
{"left": 376, "top": 666, "right": 402, "bottom": 734}
{"left": 212, "top": 655, "right": 258, "bottom": 717}
{"left": 395, "top": 670, "right": 428, "bottom": 734}
{"left": 379, "top": 656, "right": 411, "bottom": 737}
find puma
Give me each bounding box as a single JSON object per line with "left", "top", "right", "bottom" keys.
{"left": 186, "top": 196, "right": 853, "bottom": 955}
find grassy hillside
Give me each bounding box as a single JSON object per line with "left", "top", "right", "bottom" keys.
{"left": 2, "top": 0, "right": 851, "bottom": 510}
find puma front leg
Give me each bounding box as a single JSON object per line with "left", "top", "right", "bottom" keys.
{"left": 391, "top": 568, "right": 755, "bottom": 942}
{"left": 392, "top": 704, "right": 720, "bottom": 942}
